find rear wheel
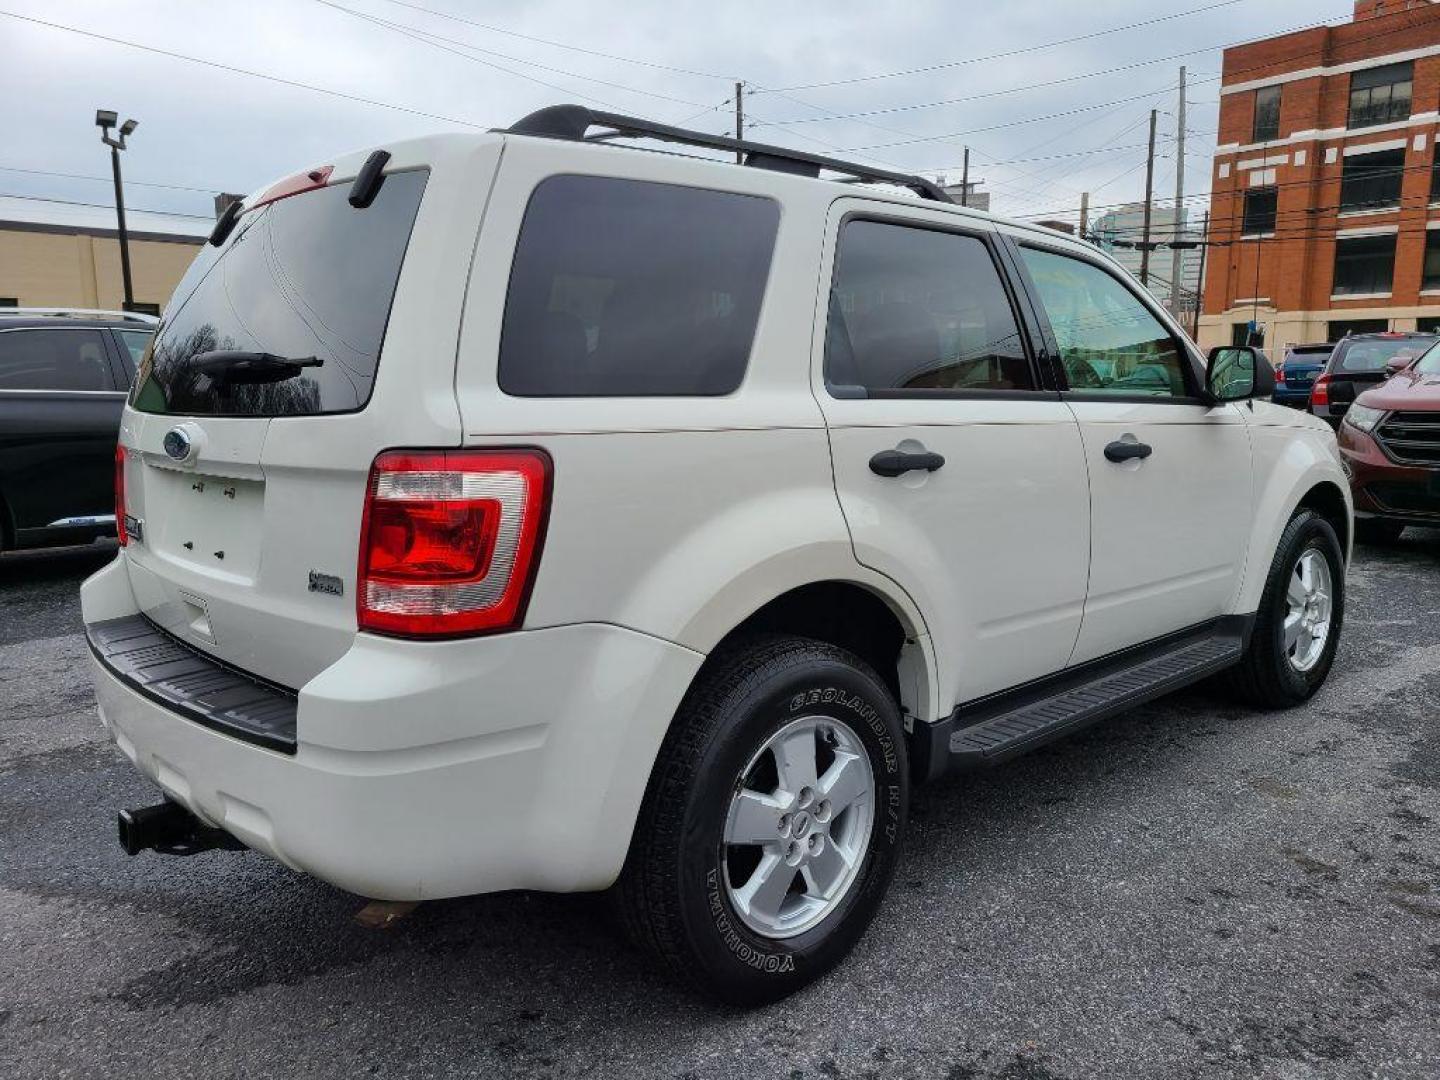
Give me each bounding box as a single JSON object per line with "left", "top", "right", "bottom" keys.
{"left": 1227, "top": 509, "right": 1345, "bottom": 708}
{"left": 615, "top": 634, "right": 908, "bottom": 1004}
{"left": 1354, "top": 518, "right": 1404, "bottom": 545}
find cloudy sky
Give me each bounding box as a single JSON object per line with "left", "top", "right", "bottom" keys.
{"left": 3, "top": 0, "right": 1348, "bottom": 229}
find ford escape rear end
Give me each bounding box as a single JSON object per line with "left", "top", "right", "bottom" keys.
{"left": 85, "top": 106, "right": 1351, "bottom": 1005}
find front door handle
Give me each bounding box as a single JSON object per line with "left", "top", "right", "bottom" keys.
{"left": 869, "top": 449, "right": 946, "bottom": 477}
{"left": 1104, "top": 439, "right": 1153, "bottom": 463}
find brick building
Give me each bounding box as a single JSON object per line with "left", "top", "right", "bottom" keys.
{"left": 1199, "top": 0, "right": 1440, "bottom": 352}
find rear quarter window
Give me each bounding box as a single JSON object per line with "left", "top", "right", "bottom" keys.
{"left": 498, "top": 176, "right": 780, "bottom": 397}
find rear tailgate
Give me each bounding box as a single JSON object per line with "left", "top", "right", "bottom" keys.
{"left": 117, "top": 134, "right": 502, "bottom": 690}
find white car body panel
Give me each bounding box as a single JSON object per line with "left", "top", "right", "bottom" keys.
{"left": 1064, "top": 399, "right": 1253, "bottom": 665}
{"left": 82, "top": 128, "right": 1352, "bottom": 900}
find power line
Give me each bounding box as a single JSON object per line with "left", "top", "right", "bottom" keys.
{"left": 0, "top": 164, "right": 224, "bottom": 195}
{"left": 311, "top": 0, "right": 709, "bottom": 110}
{"left": 752, "top": 0, "right": 1252, "bottom": 93}
{"left": 0, "top": 190, "right": 214, "bottom": 221}
{"left": 376, "top": 0, "right": 737, "bottom": 81}
{"left": 838, "top": 81, "right": 1210, "bottom": 152}
{"left": 0, "top": 8, "right": 484, "bottom": 128}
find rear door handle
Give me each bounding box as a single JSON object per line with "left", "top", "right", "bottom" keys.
{"left": 1104, "top": 439, "right": 1153, "bottom": 463}
{"left": 869, "top": 449, "right": 946, "bottom": 477}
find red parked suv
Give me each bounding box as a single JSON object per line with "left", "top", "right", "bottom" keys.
{"left": 1336, "top": 342, "right": 1440, "bottom": 542}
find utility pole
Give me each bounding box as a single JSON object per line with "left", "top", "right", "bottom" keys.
{"left": 96, "top": 109, "right": 138, "bottom": 310}
{"left": 1139, "top": 109, "right": 1158, "bottom": 288}
{"left": 734, "top": 81, "right": 744, "bottom": 163}
{"left": 1079, "top": 191, "right": 1089, "bottom": 242}
{"left": 1170, "top": 66, "right": 1187, "bottom": 316}
{"left": 960, "top": 147, "right": 970, "bottom": 207}
{"left": 1193, "top": 211, "right": 1209, "bottom": 341}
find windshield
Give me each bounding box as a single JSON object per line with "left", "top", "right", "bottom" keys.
{"left": 1334, "top": 336, "right": 1435, "bottom": 375}
{"left": 1414, "top": 342, "right": 1440, "bottom": 375}
{"left": 130, "top": 169, "right": 427, "bottom": 417}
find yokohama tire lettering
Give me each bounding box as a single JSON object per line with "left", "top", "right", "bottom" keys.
{"left": 706, "top": 869, "right": 796, "bottom": 974}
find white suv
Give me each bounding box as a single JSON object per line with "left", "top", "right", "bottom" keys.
{"left": 83, "top": 105, "right": 1350, "bottom": 1004}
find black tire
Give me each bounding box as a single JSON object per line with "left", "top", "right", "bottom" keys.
{"left": 614, "top": 633, "right": 908, "bottom": 1005}
{"left": 1226, "top": 509, "right": 1345, "bottom": 708}
{"left": 1354, "top": 518, "right": 1405, "bottom": 545}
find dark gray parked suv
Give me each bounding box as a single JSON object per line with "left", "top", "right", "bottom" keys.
{"left": 0, "top": 309, "right": 155, "bottom": 551}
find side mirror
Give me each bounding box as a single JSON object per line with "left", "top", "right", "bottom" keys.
{"left": 1385, "top": 355, "right": 1413, "bottom": 376}
{"left": 1206, "top": 345, "right": 1274, "bottom": 402}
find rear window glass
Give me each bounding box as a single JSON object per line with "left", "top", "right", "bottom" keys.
{"left": 0, "top": 329, "right": 113, "bottom": 391}
{"left": 130, "top": 169, "right": 427, "bottom": 417}
{"left": 499, "top": 176, "right": 779, "bottom": 396}
{"left": 1333, "top": 336, "right": 1436, "bottom": 374}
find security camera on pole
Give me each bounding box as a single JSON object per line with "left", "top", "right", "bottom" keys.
{"left": 95, "top": 109, "right": 139, "bottom": 312}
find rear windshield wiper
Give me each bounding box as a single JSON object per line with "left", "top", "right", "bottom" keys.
{"left": 190, "top": 350, "right": 324, "bottom": 385}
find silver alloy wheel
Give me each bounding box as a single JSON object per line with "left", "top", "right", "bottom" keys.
{"left": 1284, "top": 548, "right": 1333, "bottom": 673}
{"left": 722, "top": 714, "right": 875, "bottom": 940}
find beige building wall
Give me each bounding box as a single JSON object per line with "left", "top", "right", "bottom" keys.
{"left": 1198, "top": 303, "right": 1440, "bottom": 354}
{"left": 0, "top": 225, "right": 201, "bottom": 311}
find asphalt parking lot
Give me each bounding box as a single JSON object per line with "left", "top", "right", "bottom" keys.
{"left": 1, "top": 539, "right": 1437, "bottom": 1080}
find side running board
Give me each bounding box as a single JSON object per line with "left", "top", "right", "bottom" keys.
{"left": 911, "top": 617, "right": 1250, "bottom": 781}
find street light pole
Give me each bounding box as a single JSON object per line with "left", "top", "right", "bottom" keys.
{"left": 96, "top": 110, "right": 138, "bottom": 311}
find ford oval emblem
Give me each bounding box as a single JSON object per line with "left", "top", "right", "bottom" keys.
{"left": 162, "top": 427, "right": 192, "bottom": 462}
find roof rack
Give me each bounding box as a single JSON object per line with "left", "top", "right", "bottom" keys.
{"left": 6, "top": 307, "right": 159, "bottom": 325}
{"left": 506, "top": 105, "right": 954, "bottom": 204}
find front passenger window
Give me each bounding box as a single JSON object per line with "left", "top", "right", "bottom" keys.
{"left": 1018, "top": 246, "right": 1189, "bottom": 398}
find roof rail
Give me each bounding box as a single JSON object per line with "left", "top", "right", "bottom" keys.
{"left": 7, "top": 307, "right": 159, "bottom": 325}
{"left": 506, "top": 104, "right": 954, "bottom": 204}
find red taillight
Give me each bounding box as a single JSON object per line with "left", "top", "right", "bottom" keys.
{"left": 357, "top": 448, "right": 551, "bottom": 638}
{"left": 1311, "top": 374, "right": 1331, "bottom": 408}
{"left": 114, "top": 445, "right": 128, "bottom": 546}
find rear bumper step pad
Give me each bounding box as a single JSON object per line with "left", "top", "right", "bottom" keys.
{"left": 87, "top": 614, "right": 298, "bottom": 754}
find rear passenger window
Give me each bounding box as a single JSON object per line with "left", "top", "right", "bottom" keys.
{"left": 0, "top": 329, "right": 114, "bottom": 391}
{"left": 499, "top": 176, "right": 779, "bottom": 396}
{"left": 825, "top": 220, "right": 1032, "bottom": 395}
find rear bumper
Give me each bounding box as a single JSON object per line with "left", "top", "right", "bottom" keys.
{"left": 82, "top": 556, "right": 704, "bottom": 900}
{"left": 1337, "top": 425, "right": 1440, "bottom": 526}
{"left": 1271, "top": 386, "right": 1314, "bottom": 409}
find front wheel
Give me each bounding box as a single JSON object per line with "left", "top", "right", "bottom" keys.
{"left": 615, "top": 634, "right": 908, "bottom": 1004}
{"left": 1227, "top": 509, "right": 1345, "bottom": 708}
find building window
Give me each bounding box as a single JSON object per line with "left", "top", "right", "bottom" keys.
{"left": 1418, "top": 316, "right": 1440, "bottom": 333}
{"left": 1232, "top": 321, "right": 1264, "bottom": 347}
{"left": 1241, "top": 187, "right": 1277, "bottom": 235}
{"left": 1252, "top": 85, "right": 1281, "bottom": 143}
{"left": 123, "top": 302, "right": 161, "bottom": 316}
{"left": 1347, "top": 62, "right": 1412, "bottom": 129}
{"left": 1432, "top": 145, "right": 1440, "bottom": 204}
{"left": 0, "top": 298, "right": 17, "bottom": 308}
{"left": 1332, "top": 234, "right": 1396, "bottom": 295}
{"left": 1329, "top": 318, "right": 1389, "bottom": 340}
{"left": 1425, "top": 232, "right": 1440, "bottom": 291}
{"left": 1340, "top": 148, "right": 1405, "bottom": 211}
